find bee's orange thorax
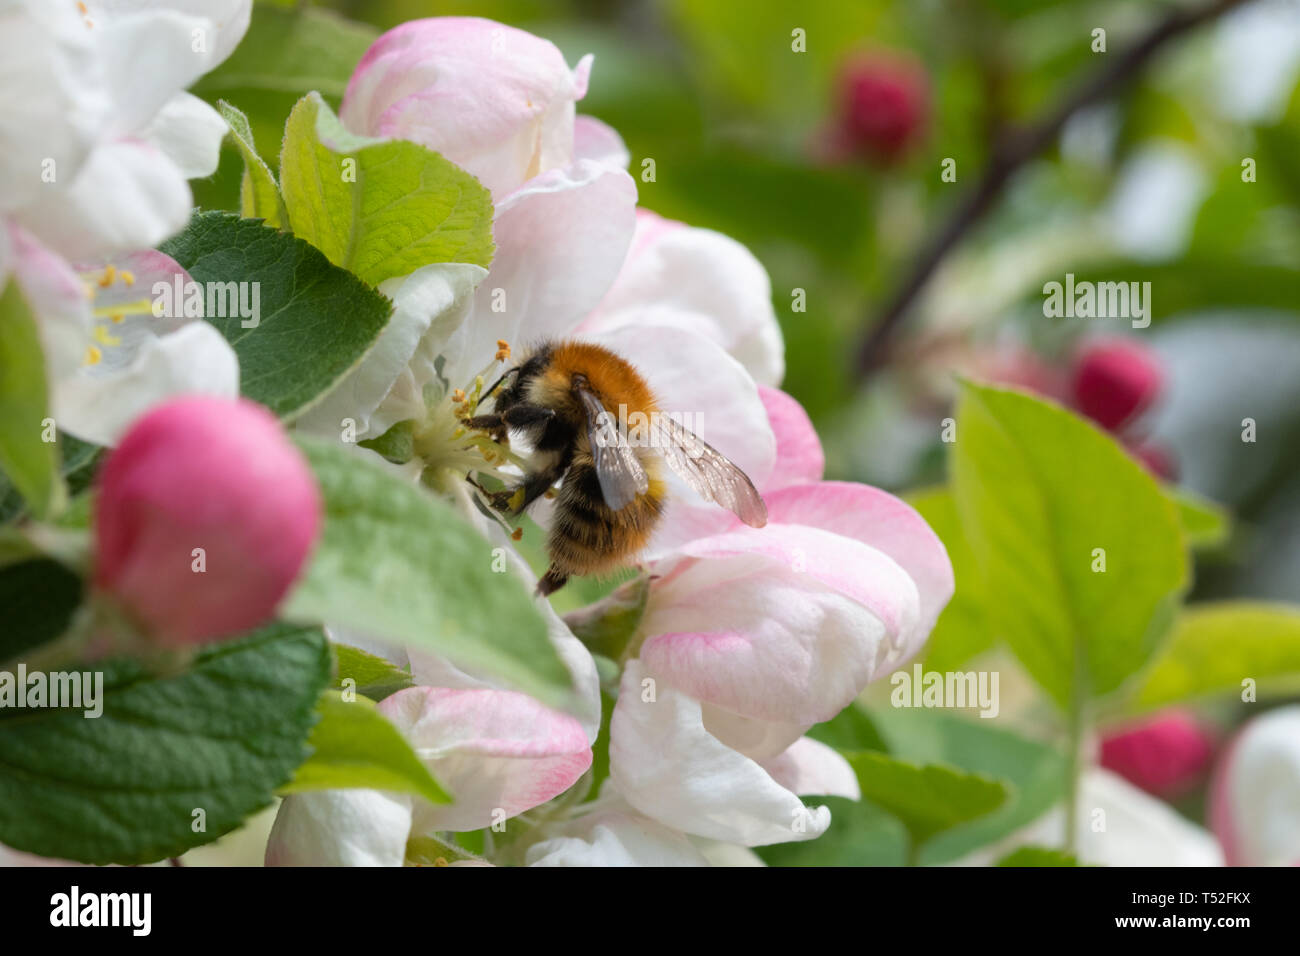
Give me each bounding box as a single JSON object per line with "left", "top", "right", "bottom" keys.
{"left": 542, "top": 340, "right": 659, "bottom": 415}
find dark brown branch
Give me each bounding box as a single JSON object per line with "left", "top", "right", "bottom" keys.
{"left": 856, "top": 0, "right": 1252, "bottom": 374}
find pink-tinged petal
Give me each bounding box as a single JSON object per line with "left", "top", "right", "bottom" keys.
{"left": 1209, "top": 706, "right": 1300, "bottom": 867}
{"left": 578, "top": 209, "right": 784, "bottom": 386}
{"left": 639, "top": 542, "right": 918, "bottom": 726}
{"left": 379, "top": 686, "right": 592, "bottom": 832}
{"left": 266, "top": 790, "right": 412, "bottom": 867}
{"left": 610, "top": 661, "right": 832, "bottom": 846}
{"left": 434, "top": 160, "right": 636, "bottom": 388}
{"left": 342, "top": 17, "right": 590, "bottom": 198}
{"left": 759, "top": 386, "right": 824, "bottom": 488}
{"left": 573, "top": 115, "right": 630, "bottom": 170}
{"left": 13, "top": 139, "right": 191, "bottom": 261}
{"left": 761, "top": 737, "right": 861, "bottom": 799}
{"left": 6, "top": 226, "right": 92, "bottom": 382}
{"left": 763, "top": 481, "right": 954, "bottom": 646}
{"left": 525, "top": 809, "right": 708, "bottom": 866}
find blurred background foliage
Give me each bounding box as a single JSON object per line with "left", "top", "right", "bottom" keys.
{"left": 184, "top": 0, "right": 1300, "bottom": 864}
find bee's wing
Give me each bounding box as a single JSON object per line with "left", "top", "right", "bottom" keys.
{"left": 575, "top": 385, "right": 649, "bottom": 511}
{"left": 651, "top": 414, "right": 767, "bottom": 527}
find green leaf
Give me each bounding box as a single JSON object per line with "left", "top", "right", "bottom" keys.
{"left": 951, "top": 382, "right": 1188, "bottom": 709}
{"left": 905, "top": 486, "right": 993, "bottom": 671}
{"left": 997, "top": 846, "right": 1079, "bottom": 867}
{"left": 216, "top": 100, "right": 286, "bottom": 227}
{"left": 332, "top": 643, "right": 413, "bottom": 701}
{"left": 0, "top": 622, "right": 330, "bottom": 865}
{"left": 284, "top": 437, "right": 573, "bottom": 709}
{"left": 158, "top": 211, "right": 392, "bottom": 421}
{"left": 284, "top": 690, "right": 449, "bottom": 805}
{"left": 844, "top": 750, "right": 1009, "bottom": 850}
{"left": 1129, "top": 602, "right": 1300, "bottom": 710}
{"left": 1171, "top": 488, "right": 1231, "bottom": 551}
{"left": 0, "top": 281, "right": 62, "bottom": 518}
{"left": 1, "top": 433, "right": 99, "bottom": 526}
{"left": 0, "top": 558, "right": 83, "bottom": 661}
{"left": 280, "top": 92, "right": 495, "bottom": 286}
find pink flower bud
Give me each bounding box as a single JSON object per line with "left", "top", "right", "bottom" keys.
{"left": 1099, "top": 710, "right": 1214, "bottom": 799}
{"left": 834, "top": 53, "right": 928, "bottom": 163}
{"left": 1069, "top": 337, "right": 1164, "bottom": 432}
{"left": 93, "top": 397, "right": 321, "bottom": 646}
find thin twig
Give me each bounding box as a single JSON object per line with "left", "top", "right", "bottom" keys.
{"left": 856, "top": 0, "right": 1251, "bottom": 374}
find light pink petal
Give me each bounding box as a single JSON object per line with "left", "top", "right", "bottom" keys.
{"left": 379, "top": 686, "right": 592, "bottom": 832}
{"left": 578, "top": 209, "right": 784, "bottom": 386}
{"left": 6, "top": 226, "right": 91, "bottom": 382}
{"left": 342, "top": 17, "right": 590, "bottom": 198}
{"left": 759, "top": 386, "right": 824, "bottom": 489}
{"left": 763, "top": 481, "right": 954, "bottom": 644}
{"left": 266, "top": 790, "right": 413, "bottom": 867}
{"left": 138, "top": 92, "right": 229, "bottom": 180}
{"left": 761, "top": 737, "right": 861, "bottom": 799}
{"left": 610, "top": 661, "right": 832, "bottom": 846}
{"left": 639, "top": 541, "right": 917, "bottom": 726}
{"left": 433, "top": 159, "right": 636, "bottom": 388}
{"left": 1209, "top": 706, "right": 1300, "bottom": 867}
{"left": 573, "top": 114, "right": 630, "bottom": 170}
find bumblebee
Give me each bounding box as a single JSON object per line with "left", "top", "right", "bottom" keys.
{"left": 463, "top": 340, "right": 767, "bottom": 595}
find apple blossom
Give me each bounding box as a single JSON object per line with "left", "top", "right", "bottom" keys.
{"left": 93, "top": 396, "right": 320, "bottom": 646}
{"left": 609, "top": 388, "right": 952, "bottom": 845}
{"left": 1209, "top": 705, "right": 1300, "bottom": 866}
{"left": 0, "top": 1, "right": 248, "bottom": 444}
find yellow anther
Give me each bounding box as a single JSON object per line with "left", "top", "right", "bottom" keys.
{"left": 97, "top": 265, "right": 116, "bottom": 288}
{"left": 84, "top": 345, "right": 102, "bottom": 366}
{"left": 511, "top": 527, "right": 523, "bottom": 541}
{"left": 110, "top": 313, "right": 125, "bottom": 324}
{"left": 119, "top": 269, "right": 135, "bottom": 286}
{"left": 451, "top": 388, "right": 465, "bottom": 402}
{"left": 93, "top": 325, "right": 121, "bottom": 347}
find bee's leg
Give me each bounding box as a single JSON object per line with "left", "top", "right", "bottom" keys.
{"left": 508, "top": 470, "right": 559, "bottom": 515}
{"left": 536, "top": 565, "right": 569, "bottom": 596}
{"left": 462, "top": 413, "right": 505, "bottom": 431}
{"left": 500, "top": 403, "right": 555, "bottom": 429}
{"left": 465, "top": 476, "right": 513, "bottom": 512}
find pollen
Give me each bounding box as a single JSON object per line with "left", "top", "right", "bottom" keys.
{"left": 451, "top": 388, "right": 465, "bottom": 403}
{"left": 110, "top": 312, "right": 125, "bottom": 323}
{"left": 84, "top": 345, "right": 102, "bottom": 366}
{"left": 119, "top": 269, "right": 135, "bottom": 286}
{"left": 511, "top": 527, "right": 523, "bottom": 541}
{"left": 97, "top": 264, "right": 116, "bottom": 288}
{"left": 495, "top": 339, "right": 511, "bottom": 361}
